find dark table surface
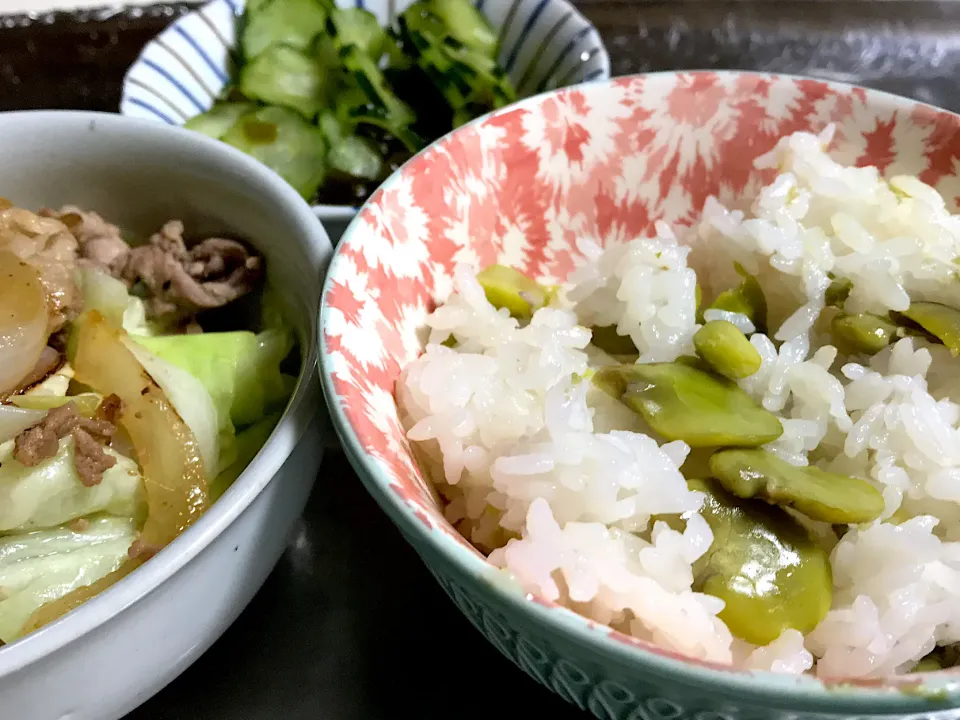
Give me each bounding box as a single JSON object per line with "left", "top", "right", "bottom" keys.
{"left": 1, "top": 2, "right": 960, "bottom": 718}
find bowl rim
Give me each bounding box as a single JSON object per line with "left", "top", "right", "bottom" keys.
{"left": 118, "top": 0, "right": 612, "bottom": 221}
{"left": 319, "top": 69, "right": 960, "bottom": 711}
{"left": 0, "top": 109, "right": 328, "bottom": 676}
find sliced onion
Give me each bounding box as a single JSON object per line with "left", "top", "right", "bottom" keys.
{"left": 0, "top": 403, "right": 45, "bottom": 443}
{"left": 69, "top": 311, "right": 209, "bottom": 546}
{"left": 124, "top": 338, "right": 220, "bottom": 480}
{"left": 0, "top": 250, "right": 48, "bottom": 395}
{"left": 22, "top": 310, "right": 212, "bottom": 635}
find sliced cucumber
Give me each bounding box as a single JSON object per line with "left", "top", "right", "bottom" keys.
{"left": 399, "top": 3, "right": 448, "bottom": 38}
{"left": 339, "top": 46, "right": 412, "bottom": 119}
{"left": 449, "top": 48, "right": 517, "bottom": 112}
{"left": 239, "top": 44, "right": 329, "bottom": 119}
{"left": 317, "top": 109, "right": 344, "bottom": 146}
{"left": 225, "top": 0, "right": 516, "bottom": 201}
{"left": 221, "top": 106, "right": 327, "bottom": 200}
{"left": 184, "top": 102, "right": 257, "bottom": 140}
{"left": 452, "top": 105, "right": 478, "bottom": 129}
{"left": 337, "top": 45, "right": 424, "bottom": 151}
{"left": 396, "top": 5, "right": 513, "bottom": 118}
{"left": 327, "top": 7, "right": 387, "bottom": 59}
{"left": 328, "top": 135, "right": 384, "bottom": 181}
{"left": 242, "top": 0, "right": 330, "bottom": 61}
{"left": 245, "top": 0, "right": 280, "bottom": 13}
{"left": 384, "top": 65, "right": 453, "bottom": 139}
{"left": 427, "top": 0, "right": 497, "bottom": 56}
{"left": 382, "top": 31, "right": 413, "bottom": 71}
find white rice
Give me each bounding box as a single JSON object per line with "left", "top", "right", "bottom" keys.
{"left": 396, "top": 125, "right": 960, "bottom": 677}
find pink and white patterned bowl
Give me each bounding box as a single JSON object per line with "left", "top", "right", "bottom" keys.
{"left": 319, "top": 72, "right": 960, "bottom": 718}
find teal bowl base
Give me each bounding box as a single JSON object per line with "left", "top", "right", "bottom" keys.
{"left": 411, "top": 539, "right": 952, "bottom": 720}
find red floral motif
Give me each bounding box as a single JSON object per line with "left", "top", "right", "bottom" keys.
{"left": 857, "top": 116, "right": 898, "bottom": 172}
{"left": 321, "top": 72, "right": 960, "bottom": 669}
{"left": 666, "top": 73, "right": 727, "bottom": 127}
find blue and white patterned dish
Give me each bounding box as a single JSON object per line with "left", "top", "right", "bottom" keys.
{"left": 120, "top": 0, "right": 610, "bottom": 235}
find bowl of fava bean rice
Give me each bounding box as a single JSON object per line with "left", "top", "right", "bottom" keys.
{"left": 320, "top": 71, "right": 960, "bottom": 718}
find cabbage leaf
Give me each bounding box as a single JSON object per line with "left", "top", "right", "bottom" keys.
{"left": 209, "top": 412, "right": 281, "bottom": 501}
{"left": 134, "top": 327, "right": 295, "bottom": 429}
{"left": 0, "top": 437, "right": 143, "bottom": 532}
{"left": 0, "top": 516, "right": 135, "bottom": 641}
{"left": 71, "top": 265, "right": 295, "bottom": 498}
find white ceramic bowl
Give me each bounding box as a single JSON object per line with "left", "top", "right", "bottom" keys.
{"left": 119, "top": 0, "right": 610, "bottom": 241}
{"left": 0, "top": 111, "right": 332, "bottom": 720}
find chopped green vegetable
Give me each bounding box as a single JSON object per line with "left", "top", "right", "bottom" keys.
{"left": 382, "top": 30, "right": 412, "bottom": 70}
{"left": 397, "top": 0, "right": 515, "bottom": 118}
{"left": 592, "top": 362, "right": 783, "bottom": 447}
{"left": 184, "top": 0, "right": 523, "bottom": 203}
{"left": 327, "top": 7, "right": 387, "bottom": 59}
{"left": 317, "top": 109, "right": 344, "bottom": 145}
{"left": 476, "top": 264, "right": 552, "bottom": 320}
{"left": 589, "top": 325, "right": 638, "bottom": 356}
{"left": 126, "top": 338, "right": 229, "bottom": 478}
{"left": 427, "top": 0, "right": 497, "bottom": 56}
{"left": 242, "top": 0, "right": 330, "bottom": 61}
{"left": 337, "top": 45, "right": 423, "bottom": 152}
{"left": 693, "top": 320, "right": 761, "bottom": 380}
{"left": 912, "top": 654, "right": 945, "bottom": 673}
{"left": 0, "top": 437, "right": 143, "bottom": 533}
{"left": 340, "top": 46, "right": 414, "bottom": 124}
{"left": 184, "top": 102, "right": 258, "bottom": 140}
{"left": 831, "top": 312, "right": 898, "bottom": 355}
{"left": 245, "top": 0, "right": 277, "bottom": 13}
{"left": 209, "top": 412, "right": 282, "bottom": 501}
{"left": 328, "top": 135, "right": 384, "bottom": 181}
{"left": 446, "top": 42, "right": 516, "bottom": 109}
{"left": 690, "top": 477, "right": 833, "bottom": 646}
{"left": 396, "top": 2, "right": 448, "bottom": 56}
{"left": 132, "top": 322, "right": 295, "bottom": 482}
{"left": 825, "top": 277, "right": 853, "bottom": 308}
{"left": 894, "top": 301, "right": 960, "bottom": 356}
{"left": 710, "top": 263, "right": 767, "bottom": 333}
{"left": 239, "top": 44, "right": 330, "bottom": 119}
{"left": 222, "top": 106, "right": 327, "bottom": 200}
{"left": 11, "top": 392, "right": 101, "bottom": 417}
{"left": 0, "top": 517, "right": 136, "bottom": 642}
{"left": 708, "top": 448, "right": 886, "bottom": 524}
{"left": 133, "top": 326, "right": 295, "bottom": 431}
{"left": 452, "top": 106, "right": 478, "bottom": 129}
{"left": 674, "top": 355, "right": 709, "bottom": 370}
